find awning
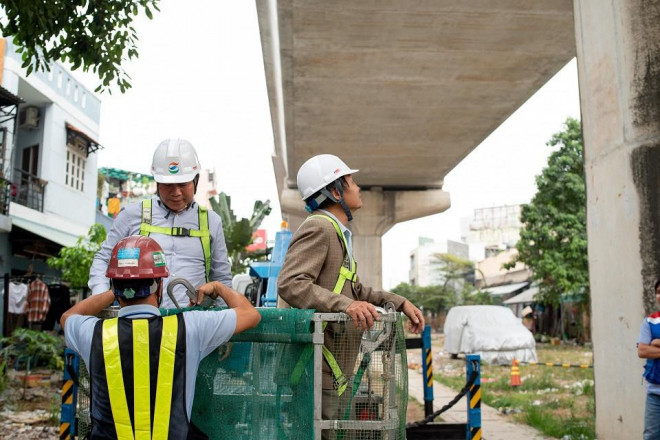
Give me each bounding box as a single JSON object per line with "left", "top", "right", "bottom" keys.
{"left": 0, "top": 86, "right": 23, "bottom": 107}
{"left": 478, "top": 281, "right": 529, "bottom": 296}
{"left": 503, "top": 287, "right": 539, "bottom": 305}
{"left": 66, "top": 122, "right": 102, "bottom": 155}
{"left": 12, "top": 216, "right": 81, "bottom": 247}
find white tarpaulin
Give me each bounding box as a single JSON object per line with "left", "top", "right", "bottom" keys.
{"left": 443, "top": 305, "right": 537, "bottom": 365}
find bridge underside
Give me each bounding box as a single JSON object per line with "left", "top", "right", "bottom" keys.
{"left": 257, "top": 0, "right": 576, "bottom": 194}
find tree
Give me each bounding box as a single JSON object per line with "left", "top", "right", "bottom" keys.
{"left": 0, "top": 0, "right": 160, "bottom": 93}
{"left": 209, "top": 192, "right": 272, "bottom": 274}
{"left": 391, "top": 282, "right": 455, "bottom": 316}
{"left": 47, "top": 223, "right": 106, "bottom": 288}
{"left": 508, "top": 117, "right": 589, "bottom": 308}
{"left": 432, "top": 253, "right": 475, "bottom": 301}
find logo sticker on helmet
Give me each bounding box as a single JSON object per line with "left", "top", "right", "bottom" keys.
{"left": 152, "top": 251, "right": 166, "bottom": 267}
{"left": 168, "top": 162, "right": 180, "bottom": 174}
{"left": 117, "top": 247, "right": 140, "bottom": 267}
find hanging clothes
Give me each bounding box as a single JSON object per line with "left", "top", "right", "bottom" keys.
{"left": 43, "top": 283, "right": 71, "bottom": 332}
{"left": 26, "top": 278, "right": 50, "bottom": 326}
{"left": 7, "top": 281, "right": 28, "bottom": 334}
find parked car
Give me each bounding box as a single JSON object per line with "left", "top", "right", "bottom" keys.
{"left": 443, "top": 305, "right": 537, "bottom": 365}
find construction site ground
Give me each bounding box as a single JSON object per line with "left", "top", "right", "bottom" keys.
{"left": 406, "top": 332, "right": 593, "bottom": 440}
{"left": 0, "top": 334, "right": 589, "bottom": 439}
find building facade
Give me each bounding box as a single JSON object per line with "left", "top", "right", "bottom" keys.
{"left": 0, "top": 38, "right": 101, "bottom": 284}
{"left": 408, "top": 237, "right": 469, "bottom": 287}
{"left": 461, "top": 204, "right": 522, "bottom": 257}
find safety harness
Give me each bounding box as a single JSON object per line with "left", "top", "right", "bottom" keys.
{"left": 291, "top": 214, "right": 357, "bottom": 396}
{"left": 139, "top": 199, "right": 212, "bottom": 282}
{"left": 89, "top": 314, "right": 191, "bottom": 439}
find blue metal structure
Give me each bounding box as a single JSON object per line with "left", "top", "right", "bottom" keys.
{"left": 420, "top": 324, "right": 435, "bottom": 415}
{"left": 466, "top": 354, "right": 482, "bottom": 439}
{"left": 248, "top": 224, "right": 292, "bottom": 307}
{"left": 60, "top": 348, "right": 80, "bottom": 439}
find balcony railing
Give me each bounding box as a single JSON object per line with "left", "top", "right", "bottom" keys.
{"left": 0, "top": 176, "right": 13, "bottom": 216}
{"left": 13, "top": 168, "right": 45, "bottom": 212}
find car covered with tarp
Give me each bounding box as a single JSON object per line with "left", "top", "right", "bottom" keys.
{"left": 443, "top": 305, "right": 537, "bottom": 365}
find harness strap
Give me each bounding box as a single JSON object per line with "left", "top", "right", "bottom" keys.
{"left": 139, "top": 199, "right": 212, "bottom": 281}
{"left": 290, "top": 214, "right": 357, "bottom": 395}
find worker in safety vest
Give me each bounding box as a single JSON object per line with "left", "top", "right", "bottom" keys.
{"left": 89, "top": 139, "right": 233, "bottom": 308}
{"left": 62, "top": 236, "right": 260, "bottom": 439}
{"left": 277, "top": 154, "right": 425, "bottom": 433}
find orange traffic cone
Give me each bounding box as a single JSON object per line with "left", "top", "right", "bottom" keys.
{"left": 510, "top": 359, "right": 522, "bottom": 387}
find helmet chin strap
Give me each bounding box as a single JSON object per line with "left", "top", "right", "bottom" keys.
{"left": 321, "top": 180, "right": 353, "bottom": 222}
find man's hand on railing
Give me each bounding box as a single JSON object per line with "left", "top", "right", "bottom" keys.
{"left": 345, "top": 301, "right": 381, "bottom": 331}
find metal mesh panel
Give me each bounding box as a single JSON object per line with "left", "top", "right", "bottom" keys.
{"left": 315, "top": 313, "right": 408, "bottom": 440}
{"left": 75, "top": 307, "right": 408, "bottom": 440}
{"left": 189, "top": 308, "right": 316, "bottom": 439}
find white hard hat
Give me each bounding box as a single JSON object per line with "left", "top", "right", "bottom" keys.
{"left": 296, "top": 154, "right": 359, "bottom": 201}
{"left": 151, "top": 139, "right": 201, "bottom": 183}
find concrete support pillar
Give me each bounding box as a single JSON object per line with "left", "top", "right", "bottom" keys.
{"left": 279, "top": 187, "right": 450, "bottom": 290}
{"left": 574, "top": 2, "right": 660, "bottom": 438}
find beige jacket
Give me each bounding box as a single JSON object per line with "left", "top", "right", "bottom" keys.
{"left": 277, "top": 215, "right": 406, "bottom": 389}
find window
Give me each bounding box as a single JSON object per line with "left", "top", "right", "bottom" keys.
{"left": 22, "top": 145, "right": 39, "bottom": 176}
{"left": 65, "top": 146, "right": 86, "bottom": 192}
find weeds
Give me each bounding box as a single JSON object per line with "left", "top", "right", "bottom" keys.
{"left": 433, "top": 343, "right": 596, "bottom": 439}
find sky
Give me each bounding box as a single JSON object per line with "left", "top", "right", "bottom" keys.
{"left": 73, "top": 1, "right": 581, "bottom": 290}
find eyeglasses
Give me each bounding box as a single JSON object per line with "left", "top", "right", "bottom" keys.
{"left": 112, "top": 279, "right": 160, "bottom": 299}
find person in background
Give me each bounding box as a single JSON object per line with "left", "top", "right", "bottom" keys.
{"left": 638, "top": 278, "right": 660, "bottom": 440}
{"left": 89, "top": 138, "right": 233, "bottom": 308}
{"left": 62, "top": 235, "right": 260, "bottom": 439}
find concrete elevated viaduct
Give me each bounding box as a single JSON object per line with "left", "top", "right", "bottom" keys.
{"left": 256, "top": 1, "right": 660, "bottom": 438}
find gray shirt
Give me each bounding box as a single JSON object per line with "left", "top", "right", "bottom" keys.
{"left": 89, "top": 198, "right": 232, "bottom": 308}
{"left": 64, "top": 304, "right": 237, "bottom": 418}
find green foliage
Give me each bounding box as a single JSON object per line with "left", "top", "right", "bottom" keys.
{"left": 391, "top": 282, "right": 456, "bottom": 315}
{"left": 524, "top": 405, "right": 594, "bottom": 439}
{"left": 462, "top": 288, "right": 495, "bottom": 306}
{"left": 508, "top": 118, "right": 589, "bottom": 306}
{"left": 0, "top": 0, "right": 160, "bottom": 93}
{"left": 393, "top": 254, "right": 478, "bottom": 313}
{"left": 47, "top": 223, "right": 106, "bottom": 288}
{"left": 209, "top": 192, "right": 272, "bottom": 274}
{"left": 0, "top": 329, "right": 64, "bottom": 371}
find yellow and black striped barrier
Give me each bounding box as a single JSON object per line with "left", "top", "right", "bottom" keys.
{"left": 518, "top": 361, "right": 593, "bottom": 369}
{"left": 60, "top": 348, "right": 80, "bottom": 440}
{"left": 467, "top": 355, "right": 482, "bottom": 440}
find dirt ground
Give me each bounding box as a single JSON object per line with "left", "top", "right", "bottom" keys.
{"left": 0, "top": 369, "right": 62, "bottom": 439}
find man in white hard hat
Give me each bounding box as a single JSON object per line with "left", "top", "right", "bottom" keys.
{"left": 278, "top": 154, "right": 425, "bottom": 435}
{"left": 89, "top": 139, "right": 233, "bottom": 308}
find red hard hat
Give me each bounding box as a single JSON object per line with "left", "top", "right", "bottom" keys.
{"left": 106, "top": 236, "right": 169, "bottom": 280}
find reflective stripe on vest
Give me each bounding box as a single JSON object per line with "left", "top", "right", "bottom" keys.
{"left": 139, "top": 199, "right": 212, "bottom": 281}
{"left": 290, "top": 214, "right": 357, "bottom": 396}
{"left": 101, "top": 315, "right": 179, "bottom": 440}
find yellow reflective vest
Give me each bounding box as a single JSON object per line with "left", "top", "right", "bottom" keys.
{"left": 88, "top": 314, "right": 196, "bottom": 439}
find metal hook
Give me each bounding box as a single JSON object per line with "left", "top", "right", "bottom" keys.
{"left": 166, "top": 277, "right": 200, "bottom": 309}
